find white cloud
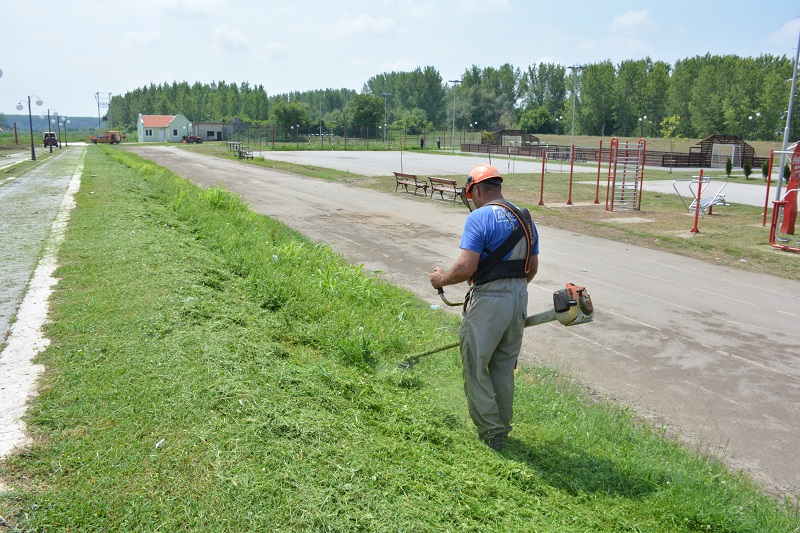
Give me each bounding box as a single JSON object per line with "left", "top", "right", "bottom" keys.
{"left": 261, "top": 42, "right": 288, "bottom": 59}
{"left": 766, "top": 19, "right": 800, "bottom": 49}
{"left": 158, "top": 0, "right": 229, "bottom": 14}
{"left": 609, "top": 9, "right": 658, "bottom": 33}
{"left": 213, "top": 25, "right": 249, "bottom": 50}
{"left": 126, "top": 30, "right": 162, "bottom": 46}
{"left": 455, "top": 0, "right": 509, "bottom": 13}
{"left": 376, "top": 59, "right": 419, "bottom": 73}
{"left": 336, "top": 13, "right": 395, "bottom": 36}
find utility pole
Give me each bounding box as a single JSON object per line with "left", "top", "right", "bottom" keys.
{"left": 776, "top": 29, "right": 800, "bottom": 202}
{"left": 449, "top": 80, "right": 461, "bottom": 153}
{"left": 567, "top": 65, "right": 584, "bottom": 152}
{"left": 381, "top": 92, "right": 391, "bottom": 144}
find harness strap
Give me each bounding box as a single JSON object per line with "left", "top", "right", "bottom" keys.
{"left": 470, "top": 201, "right": 534, "bottom": 286}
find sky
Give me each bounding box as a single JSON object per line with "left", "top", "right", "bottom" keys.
{"left": 1, "top": 0, "right": 799, "bottom": 120}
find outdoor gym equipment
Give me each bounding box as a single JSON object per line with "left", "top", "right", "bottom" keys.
{"left": 606, "top": 137, "right": 646, "bottom": 212}
{"left": 672, "top": 172, "right": 729, "bottom": 215}
{"left": 398, "top": 283, "right": 594, "bottom": 370}
{"left": 767, "top": 143, "right": 800, "bottom": 253}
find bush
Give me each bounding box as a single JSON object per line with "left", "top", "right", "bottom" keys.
{"left": 761, "top": 161, "right": 769, "bottom": 179}
{"left": 784, "top": 163, "right": 792, "bottom": 183}
{"left": 743, "top": 160, "right": 753, "bottom": 178}
{"left": 726, "top": 157, "right": 732, "bottom": 177}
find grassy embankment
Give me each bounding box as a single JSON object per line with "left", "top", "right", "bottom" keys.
{"left": 1, "top": 146, "right": 799, "bottom": 530}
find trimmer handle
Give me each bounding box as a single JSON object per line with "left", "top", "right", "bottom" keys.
{"left": 438, "top": 287, "right": 464, "bottom": 307}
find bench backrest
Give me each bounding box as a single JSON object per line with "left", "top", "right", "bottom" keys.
{"left": 394, "top": 172, "right": 417, "bottom": 180}
{"left": 429, "top": 177, "right": 458, "bottom": 186}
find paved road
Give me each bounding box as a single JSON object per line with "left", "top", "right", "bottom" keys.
{"left": 1, "top": 146, "right": 85, "bottom": 458}
{"left": 127, "top": 146, "right": 800, "bottom": 499}
{"left": 257, "top": 149, "right": 776, "bottom": 208}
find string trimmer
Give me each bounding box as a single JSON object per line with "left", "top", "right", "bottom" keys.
{"left": 398, "top": 283, "right": 593, "bottom": 370}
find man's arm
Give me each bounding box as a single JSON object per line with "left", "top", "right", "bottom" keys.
{"left": 429, "top": 248, "right": 480, "bottom": 289}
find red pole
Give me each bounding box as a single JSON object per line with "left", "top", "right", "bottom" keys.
{"left": 538, "top": 149, "right": 547, "bottom": 206}
{"left": 594, "top": 139, "right": 603, "bottom": 204}
{"left": 567, "top": 144, "right": 575, "bottom": 205}
{"left": 691, "top": 169, "right": 703, "bottom": 233}
{"left": 763, "top": 150, "right": 775, "bottom": 226}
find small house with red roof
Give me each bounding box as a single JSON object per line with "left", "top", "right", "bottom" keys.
{"left": 137, "top": 113, "right": 191, "bottom": 142}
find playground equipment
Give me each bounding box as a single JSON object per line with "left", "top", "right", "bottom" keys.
{"left": 767, "top": 143, "right": 800, "bottom": 252}
{"left": 672, "top": 173, "right": 729, "bottom": 215}
{"left": 606, "top": 138, "right": 646, "bottom": 211}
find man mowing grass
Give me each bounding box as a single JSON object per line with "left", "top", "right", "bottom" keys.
{"left": 429, "top": 164, "right": 539, "bottom": 451}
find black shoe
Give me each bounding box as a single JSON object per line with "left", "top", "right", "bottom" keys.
{"left": 482, "top": 433, "right": 505, "bottom": 451}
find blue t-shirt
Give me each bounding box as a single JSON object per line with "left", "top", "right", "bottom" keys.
{"left": 460, "top": 203, "right": 539, "bottom": 261}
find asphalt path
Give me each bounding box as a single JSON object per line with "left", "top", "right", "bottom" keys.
{"left": 256, "top": 149, "right": 777, "bottom": 208}
{"left": 2, "top": 145, "right": 798, "bottom": 501}
{"left": 126, "top": 146, "right": 800, "bottom": 499}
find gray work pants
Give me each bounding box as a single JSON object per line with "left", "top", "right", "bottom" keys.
{"left": 460, "top": 278, "right": 528, "bottom": 439}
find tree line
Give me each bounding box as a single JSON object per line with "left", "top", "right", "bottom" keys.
{"left": 107, "top": 53, "right": 799, "bottom": 142}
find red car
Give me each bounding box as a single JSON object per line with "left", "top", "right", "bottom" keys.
{"left": 43, "top": 131, "right": 60, "bottom": 147}
{"left": 182, "top": 135, "right": 203, "bottom": 144}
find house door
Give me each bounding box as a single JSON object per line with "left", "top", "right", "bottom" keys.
{"left": 217, "top": 132, "right": 222, "bottom": 141}
{"left": 158, "top": 130, "right": 165, "bottom": 142}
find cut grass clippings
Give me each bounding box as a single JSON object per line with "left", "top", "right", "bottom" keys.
{"left": 1, "top": 146, "right": 799, "bottom": 530}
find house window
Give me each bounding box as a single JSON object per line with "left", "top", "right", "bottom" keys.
{"left": 145, "top": 129, "right": 153, "bottom": 136}
{"left": 206, "top": 131, "right": 215, "bottom": 138}
{"left": 173, "top": 129, "right": 178, "bottom": 136}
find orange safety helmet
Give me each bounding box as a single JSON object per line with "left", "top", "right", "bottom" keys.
{"left": 465, "top": 164, "right": 503, "bottom": 199}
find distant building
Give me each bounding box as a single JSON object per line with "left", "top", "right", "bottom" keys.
{"left": 137, "top": 114, "right": 191, "bottom": 142}
{"left": 191, "top": 122, "right": 233, "bottom": 142}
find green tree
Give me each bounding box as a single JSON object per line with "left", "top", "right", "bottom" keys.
{"left": 517, "top": 107, "right": 555, "bottom": 134}
{"left": 346, "top": 93, "right": 384, "bottom": 133}
{"left": 580, "top": 61, "right": 615, "bottom": 136}
{"left": 270, "top": 100, "right": 310, "bottom": 140}
{"left": 743, "top": 160, "right": 753, "bottom": 178}
{"left": 519, "top": 63, "right": 567, "bottom": 118}
{"left": 614, "top": 59, "right": 648, "bottom": 136}
{"left": 660, "top": 115, "right": 685, "bottom": 173}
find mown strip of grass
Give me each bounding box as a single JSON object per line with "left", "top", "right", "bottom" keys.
{"left": 2, "top": 146, "right": 798, "bottom": 531}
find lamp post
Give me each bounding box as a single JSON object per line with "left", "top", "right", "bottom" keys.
{"left": 449, "top": 79, "right": 461, "bottom": 154}
{"left": 54, "top": 112, "right": 62, "bottom": 149}
{"left": 381, "top": 92, "right": 391, "bottom": 144}
{"left": 16, "top": 95, "right": 43, "bottom": 161}
{"left": 568, "top": 65, "right": 584, "bottom": 154}
{"left": 638, "top": 115, "right": 647, "bottom": 138}
{"left": 62, "top": 118, "right": 69, "bottom": 146}
{"left": 747, "top": 112, "right": 760, "bottom": 140}
{"left": 296, "top": 124, "right": 299, "bottom": 148}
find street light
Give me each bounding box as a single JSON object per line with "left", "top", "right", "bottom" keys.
{"left": 16, "top": 95, "right": 43, "bottom": 161}
{"left": 449, "top": 79, "right": 461, "bottom": 153}
{"left": 470, "top": 121, "right": 478, "bottom": 143}
{"left": 53, "top": 112, "right": 62, "bottom": 149}
{"left": 62, "top": 118, "right": 70, "bottom": 146}
{"left": 381, "top": 92, "right": 391, "bottom": 144}
{"left": 296, "top": 124, "right": 299, "bottom": 147}
{"left": 638, "top": 115, "right": 647, "bottom": 138}
{"left": 747, "top": 112, "right": 761, "bottom": 140}
{"left": 568, "top": 65, "right": 584, "bottom": 153}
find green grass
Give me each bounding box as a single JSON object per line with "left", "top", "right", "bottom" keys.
{"left": 2, "top": 146, "right": 799, "bottom": 531}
